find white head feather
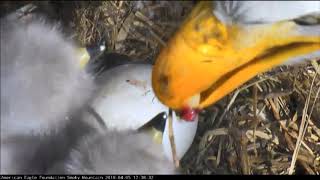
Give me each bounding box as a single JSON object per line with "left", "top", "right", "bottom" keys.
{"left": 213, "top": 1, "right": 320, "bottom": 25}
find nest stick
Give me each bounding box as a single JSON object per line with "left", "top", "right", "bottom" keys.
{"left": 253, "top": 84, "right": 258, "bottom": 157}
{"left": 168, "top": 109, "right": 180, "bottom": 168}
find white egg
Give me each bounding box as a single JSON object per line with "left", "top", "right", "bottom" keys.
{"left": 89, "top": 64, "right": 198, "bottom": 161}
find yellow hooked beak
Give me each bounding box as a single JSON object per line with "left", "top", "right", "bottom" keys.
{"left": 152, "top": 1, "right": 320, "bottom": 110}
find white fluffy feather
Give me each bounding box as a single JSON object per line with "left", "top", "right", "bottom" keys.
{"left": 0, "top": 17, "right": 178, "bottom": 175}
{"left": 0, "top": 18, "right": 94, "bottom": 138}
{"left": 47, "top": 131, "right": 177, "bottom": 174}
{"left": 0, "top": 17, "right": 95, "bottom": 174}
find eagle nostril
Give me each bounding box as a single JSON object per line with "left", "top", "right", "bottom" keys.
{"left": 159, "top": 74, "right": 169, "bottom": 95}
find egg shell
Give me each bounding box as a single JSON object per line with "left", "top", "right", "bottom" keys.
{"left": 90, "top": 64, "right": 168, "bottom": 131}
{"left": 162, "top": 111, "right": 198, "bottom": 161}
